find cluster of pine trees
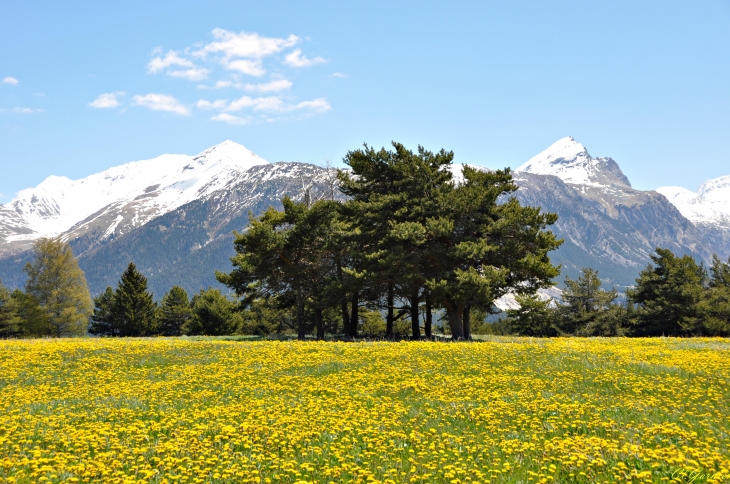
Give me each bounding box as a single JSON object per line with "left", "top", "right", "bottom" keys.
{"left": 215, "top": 142, "right": 563, "bottom": 340}
{"left": 3, "top": 142, "right": 730, "bottom": 340}
{"left": 506, "top": 249, "right": 730, "bottom": 337}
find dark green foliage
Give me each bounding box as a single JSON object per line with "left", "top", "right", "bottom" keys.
{"left": 427, "top": 167, "right": 563, "bottom": 339}
{"left": 114, "top": 263, "right": 158, "bottom": 336}
{"left": 506, "top": 294, "right": 559, "bottom": 337}
{"left": 216, "top": 198, "right": 340, "bottom": 340}
{"left": 239, "top": 298, "right": 295, "bottom": 335}
{"left": 158, "top": 286, "right": 191, "bottom": 336}
{"left": 88, "top": 287, "right": 118, "bottom": 336}
{"left": 696, "top": 255, "right": 730, "bottom": 336}
{"left": 557, "top": 268, "right": 625, "bottom": 336}
{"left": 183, "top": 288, "right": 241, "bottom": 336}
{"left": 627, "top": 248, "right": 706, "bottom": 336}
{"left": 0, "top": 280, "right": 21, "bottom": 338}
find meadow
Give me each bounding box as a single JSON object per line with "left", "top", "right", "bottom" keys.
{"left": 0, "top": 337, "right": 728, "bottom": 484}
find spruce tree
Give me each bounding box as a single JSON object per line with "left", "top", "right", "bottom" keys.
{"left": 697, "top": 255, "right": 730, "bottom": 336}
{"left": 559, "top": 268, "right": 619, "bottom": 335}
{"left": 506, "top": 294, "right": 558, "bottom": 337}
{"left": 89, "top": 287, "right": 118, "bottom": 336}
{"left": 628, "top": 248, "right": 705, "bottom": 336}
{"left": 23, "top": 238, "right": 92, "bottom": 337}
{"left": 114, "top": 262, "right": 157, "bottom": 336}
{"left": 0, "top": 280, "right": 21, "bottom": 338}
{"left": 183, "top": 288, "right": 241, "bottom": 336}
{"left": 158, "top": 286, "right": 191, "bottom": 336}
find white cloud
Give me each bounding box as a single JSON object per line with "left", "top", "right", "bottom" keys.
{"left": 148, "top": 50, "right": 194, "bottom": 73}
{"left": 198, "top": 95, "right": 330, "bottom": 114}
{"left": 88, "top": 92, "right": 125, "bottom": 108}
{"left": 215, "top": 80, "right": 233, "bottom": 89}
{"left": 167, "top": 67, "right": 210, "bottom": 81}
{"left": 3, "top": 107, "right": 43, "bottom": 114}
{"left": 292, "top": 98, "right": 331, "bottom": 112}
{"left": 284, "top": 49, "right": 326, "bottom": 67}
{"left": 2, "top": 77, "right": 19, "bottom": 85}
{"left": 197, "top": 29, "right": 299, "bottom": 60}
{"left": 197, "top": 99, "right": 229, "bottom": 110}
{"left": 225, "top": 59, "right": 265, "bottom": 77}
{"left": 331, "top": 72, "right": 347, "bottom": 78}
{"left": 211, "top": 113, "right": 250, "bottom": 125}
{"left": 132, "top": 93, "right": 190, "bottom": 115}
{"left": 244, "top": 79, "right": 292, "bottom": 92}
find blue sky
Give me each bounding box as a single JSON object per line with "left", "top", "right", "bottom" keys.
{"left": 1, "top": 1, "right": 729, "bottom": 201}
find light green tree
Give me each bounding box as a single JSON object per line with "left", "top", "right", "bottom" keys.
{"left": 23, "top": 238, "right": 92, "bottom": 337}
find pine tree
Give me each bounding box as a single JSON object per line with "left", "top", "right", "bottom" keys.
{"left": 23, "top": 238, "right": 92, "bottom": 337}
{"left": 158, "top": 286, "right": 191, "bottom": 336}
{"left": 506, "top": 294, "right": 558, "bottom": 337}
{"left": 696, "top": 255, "right": 730, "bottom": 336}
{"left": 559, "top": 268, "right": 619, "bottom": 335}
{"left": 183, "top": 288, "right": 241, "bottom": 336}
{"left": 89, "top": 287, "right": 118, "bottom": 336}
{"left": 114, "top": 263, "right": 157, "bottom": 336}
{"left": 628, "top": 248, "right": 705, "bottom": 336}
{"left": 0, "top": 280, "right": 21, "bottom": 338}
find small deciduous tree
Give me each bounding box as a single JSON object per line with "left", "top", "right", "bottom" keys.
{"left": 23, "top": 238, "right": 92, "bottom": 337}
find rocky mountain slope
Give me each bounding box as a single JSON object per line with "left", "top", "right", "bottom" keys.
{"left": 0, "top": 141, "right": 268, "bottom": 258}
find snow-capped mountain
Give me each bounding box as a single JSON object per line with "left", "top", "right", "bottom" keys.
{"left": 516, "top": 136, "right": 631, "bottom": 188}
{"left": 657, "top": 176, "right": 730, "bottom": 229}
{"left": 0, "top": 141, "right": 268, "bottom": 257}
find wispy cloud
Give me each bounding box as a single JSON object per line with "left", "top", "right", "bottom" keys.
{"left": 197, "top": 95, "right": 331, "bottom": 114}
{"left": 2, "top": 77, "right": 19, "bottom": 86}
{"left": 11, "top": 107, "right": 43, "bottom": 114}
{"left": 225, "top": 59, "right": 265, "bottom": 77}
{"left": 88, "top": 92, "right": 125, "bottom": 108}
{"left": 331, "top": 72, "right": 347, "bottom": 78}
{"left": 132, "top": 93, "right": 190, "bottom": 115}
{"left": 211, "top": 113, "right": 250, "bottom": 125}
{"left": 244, "top": 79, "right": 293, "bottom": 92}
{"left": 196, "top": 29, "right": 299, "bottom": 60}
{"left": 148, "top": 50, "right": 209, "bottom": 81}
{"left": 284, "top": 49, "right": 326, "bottom": 67}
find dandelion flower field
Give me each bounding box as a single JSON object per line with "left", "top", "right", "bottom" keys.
{"left": 0, "top": 338, "right": 728, "bottom": 484}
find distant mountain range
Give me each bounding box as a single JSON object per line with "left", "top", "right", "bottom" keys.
{"left": 1, "top": 138, "right": 729, "bottom": 298}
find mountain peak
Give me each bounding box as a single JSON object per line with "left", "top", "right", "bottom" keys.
{"left": 193, "top": 140, "right": 268, "bottom": 169}
{"left": 516, "top": 137, "right": 631, "bottom": 188}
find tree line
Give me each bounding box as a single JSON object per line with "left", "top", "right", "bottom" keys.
{"left": 1, "top": 142, "right": 729, "bottom": 339}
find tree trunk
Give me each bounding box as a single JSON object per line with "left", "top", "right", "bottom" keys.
{"left": 296, "top": 287, "right": 306, "bottom": 341}
{"left": 315, "top": 308, "right": 324, "bottom": 340}
{"left": 425, "top": 291, "right": 432, "bottom": 340}
{"left": 446, "top": 301, "right": 464, "bottom": 340}
{"left": 386, "top": 284, "right": 394, "bottom": 338}
{"left": 410, "top": 287, "right": 420, "bottom": 340}
{"left": 463, "top": 305, "right": 472, "bottom": 340}
{"left": 350, "top": 290, "right": 359, "bottom": 338}
{"left": 341, "top": 301, "right": 350, "bottom": 337}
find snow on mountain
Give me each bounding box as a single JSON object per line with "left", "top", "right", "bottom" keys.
{"left": 0, "top": 141, "right": 268, "bottom": 256}
{"left": 516, "top": 136, "right": 631, "bottom": 188}
{"left": 657, "top": 175, "right": 730, "bottom": 228}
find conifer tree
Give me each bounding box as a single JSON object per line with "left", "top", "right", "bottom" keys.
{"left": 114, "top": 262, "right": 157, "bottom": 336}
{"left": 23, "top": 238, "right": 92, "bottom": 337}
{"left": 696, "top": 255, "right": 730, "bottom": 336}
{"left": 558, "top": 268, "right": 619, "bottom": 335}
{"left": 183, "top": 288, "right": 241, "bottom": 336}
{"left": 506, "top": 294, "right": 558, "bottom": 337}
{"left": 89, "top": 287, "right": 118, "bottom": 336}
{"left": 0, "top": 280, "right": 21, "bottom": 338}
{"left": 628, "top": 248, "right": 705, "bottom": 336}
{"left": 158, "top": 286, "right": 191, "bottom": 336}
